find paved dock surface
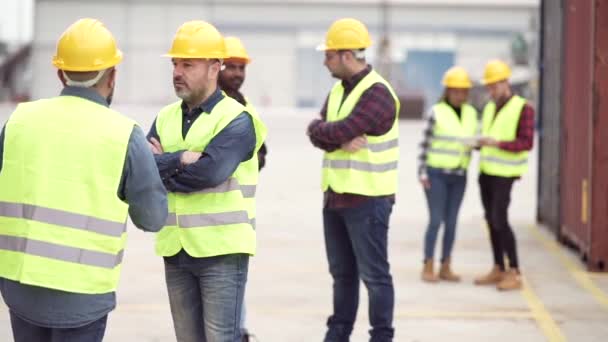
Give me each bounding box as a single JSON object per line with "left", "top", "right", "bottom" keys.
{"left": 1, "top": 104, "right": 607, "bottom": 341}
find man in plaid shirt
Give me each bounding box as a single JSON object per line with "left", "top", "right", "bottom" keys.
{"left": 308, "top": 18, "right": 399, "bottom": 342}
{"left": 475, "top": 60, "right": 535, "bottom": 291}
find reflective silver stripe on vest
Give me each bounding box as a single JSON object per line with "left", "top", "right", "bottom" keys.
{"left": 481, "top": 156, "right": 528, "bottom": 166}
{"left": 366, "top": 138, "right": 399, "bottom": 152}
{"left": 196, "top": 178, "right": 241, "bottom": 194}
{"left": 250, "top": 218, "right": 256, "bottom": 230}
{"left": 165, "top": 213, "right": 177, "bottom": 226}
{"left": 0, "top": 234, "right": 123, "bottom": 269}
{"left": 431, "top": 135, "right": 470, "bottom": 143}
{"left": 193, "top": 178, "right": 256, "bottom": 198}
{"left": 178, "top": 210, "right": 251, "bottom": 228}
{"left": 427, "top": 148, "right": 462, "bottom": 156}
{"left": 323, "top": 159, "right": 398, "bottom": 173}
{"left": 0, "top": 202, "right": 126, "bottom": 237}
{"left": 240, "top": 185, "right": 257, "bottom": 199}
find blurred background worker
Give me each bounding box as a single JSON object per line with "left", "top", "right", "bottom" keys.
{"left": 307, "top": 18, "right": 399, "bottom": 342}
{"left": 147, "top": 21, "right": 266, "bottom": 341}
{"left": 0, "top": 18, "right": 167, "bottom": 342}
{"left": 220, "top": 36, "right": 268, "bottom": 173}
{"left": 218, "top": 36, "right": 268, "bottom": 342}
{"left": 475, "top": 59, "right": 535, "bottom": 291}
{"left": 417, "top": 67, "right": 477, "bottom": 283}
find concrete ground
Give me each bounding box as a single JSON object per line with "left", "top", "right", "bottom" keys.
{"left": 1, "top": 104, "right": 608, "bottom": 341}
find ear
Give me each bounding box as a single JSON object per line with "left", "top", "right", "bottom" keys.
{"left": 209, "top": 61, "right": 221, "bottom": 79}
{"left": 57, "top": 69, "right": 67, "bottom": 86}
{"left": 107, "top": 68, "right": 117, "bottom": 88}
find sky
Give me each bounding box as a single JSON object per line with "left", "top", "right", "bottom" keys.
{"left": 1, "top": 0, "right": 34, "bottom": 44}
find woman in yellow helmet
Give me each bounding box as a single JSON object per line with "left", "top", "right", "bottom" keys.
{"left": 417, "top": 67, "right": 478, "bottom": 283}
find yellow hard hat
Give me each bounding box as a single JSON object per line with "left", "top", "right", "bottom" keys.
{"left": 52, "top": 18, "right": 122, "bottom": 71}
{"left": 224, "top": 37, "right": 251, "bottom": 63}
{"left": 317, "top": 18, "right": 372, "bottom": 51}
{"left": 165, "top": 21, "right": 226, "bottom": 59}
{"left": 442, "top": 66, "right": 473, "bottom": 89}
{"left": 482, "top": 59, "right": 512, "bottom": 85}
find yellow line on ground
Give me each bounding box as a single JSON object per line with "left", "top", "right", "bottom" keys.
{"left": 393, "top": 310, "right": 533, "bottom": 319}
{"left": 589, "top": 272, "right": 608, "bottom": 279}
{"left": 520, "top": 277, "right": 567, "bottom": 342}
{"left": 116, "top": 303, "right": 533, "bottom": 320}
{"left": 528, "top": 225, "right": 608, "bottom": 310}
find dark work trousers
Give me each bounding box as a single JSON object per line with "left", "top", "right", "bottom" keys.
{"left": 9, "top": 311, "right": 108, "bottom": 342}
{"left": 478, "top": 173, "right": 519, "bottom": 271}
{"left": 323, "top": 197, "right": 395, "bottom": 342}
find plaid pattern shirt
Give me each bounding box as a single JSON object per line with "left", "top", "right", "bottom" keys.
{"left": 417, "top": 103, "right": 469, "bottom": 178}
{"left": 496, "top": 100, "right": 535, "bottom": 152}
{"left": 307, "top": 65, "right": 397, "bottom": 208}
{"left": 418, "top": 97, "right": 534, "bottom": 179}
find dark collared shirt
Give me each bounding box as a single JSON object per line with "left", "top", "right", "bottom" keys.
{"left": 307, "top": 65, "right": 397, "bottom": 209}
{"left": 147, "top": 88, "right": 256, "bottom": 194}
{"left": 0, "top": 86, "right": 168, "bottom": 328}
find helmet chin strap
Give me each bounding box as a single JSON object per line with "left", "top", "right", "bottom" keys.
{"left": 63, "top": 69, "right": 107, "bottom": 88}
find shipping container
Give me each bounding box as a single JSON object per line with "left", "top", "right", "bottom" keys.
{"left": 589, "top": 0, "right": 608, "bottom": 270}
{"left": 536, "top": 0, "right": 563, "bottom": 231}
{"left": 558, "top": 0, "right": 608, "bottom": 271}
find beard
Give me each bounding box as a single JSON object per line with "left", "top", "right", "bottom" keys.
{"left": 174, "top": 87, "right": 190, "bottom": 101}
{"left": 174, "top": 82, "right": 194, "bottom": 102}
{"left": 219, "top": 76, "right": 243, "bottom": 93}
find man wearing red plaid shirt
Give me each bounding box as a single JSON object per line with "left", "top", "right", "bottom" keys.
{"left": 475, "top": 60, "right": 535, "bottom": 291}
{"left": 307, "top": 18, "right": 400, "bottom": 342}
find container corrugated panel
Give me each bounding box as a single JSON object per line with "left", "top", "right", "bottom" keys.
{"left": 589, "top": 0, "right": 608, "bottom": 271}
{"left": 560, "top": 0, "right": 594, "bottom": 254}
{"left": 536, "top": 0, "right": 563, "bottom": 231}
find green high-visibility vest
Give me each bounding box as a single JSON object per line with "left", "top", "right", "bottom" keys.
{"left": 233, "top": 99, "right": 267, "bottom": 228}
{"left": 480, "top": 95, "right": 529, "bottom": 177}
{"left": 322, "top": 70, "right": 400, "bottom": 196}
{"left": 426, "top": 102, "right": 478, "bottom": 170}
{"left": 0, "top": 96, "right": 135, "bottom": 294}
{"left": 154, "top": 95, "right": 265, "bottom": 257}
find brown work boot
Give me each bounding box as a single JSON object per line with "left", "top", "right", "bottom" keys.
{"left": 439, "top": 259, "right": 461, "bottom": 282}
{"left": 497, "top": 269, "right": 522, "bottom": 291}
{"left": 421, "top": 260, "right": 439, "bottom": 283}
{"left": 474, "top": 265, "right": 504, "bottom": 285}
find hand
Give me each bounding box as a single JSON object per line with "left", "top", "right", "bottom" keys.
{"left": 478, "top": 137, "right": 499, "bottom": 147}
{"left": 419, "top": 176, "right": 431, "bottom": 189}
{"left": 148, "top": 137, "right": 164, "bottom": 155}
{"left": 180, "top": 151, "right": 202, "bottom": 165}
{"left": 341, "top": 136, "right": 367, "bottom": 153}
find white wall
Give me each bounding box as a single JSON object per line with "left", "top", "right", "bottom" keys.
{"left": 31, "top": 0, "right": 538, "bottom": 106}
{"left": 0, "top": 0, "right": 34, "bottom": 44}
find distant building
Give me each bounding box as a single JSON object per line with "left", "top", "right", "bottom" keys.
{"left": 30, "top": 0, "right": 539, "bottom": 109}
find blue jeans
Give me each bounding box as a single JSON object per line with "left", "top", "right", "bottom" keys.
{"left": 423, "top": 168, "right": 467, "bottom": 261}
{"left": 9, "top": 310, "right": 107, "bottom": 342}
{"left": 323, "top": 197, "right": 395, "bottom": 342}
{"left": 164, "top": 252, "right": 249, "bottom": 342}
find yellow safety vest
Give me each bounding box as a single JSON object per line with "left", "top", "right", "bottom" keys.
{"left": 233, "top": 99, "right": 267, "bottom": 228}
{"left": 480, "top": 95, "right": 529, "bottom": 177}
{"left": 426, "top": 102, "right": 478, "bottom": 170}
{"left": 154, "top": 95, "right": 264, "bottom": 258}
{"left": 0, "top": 96, "right": 135, "bottom": 294}
{"left": 322, "top": 70, "right": 400, "bottom": 196}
